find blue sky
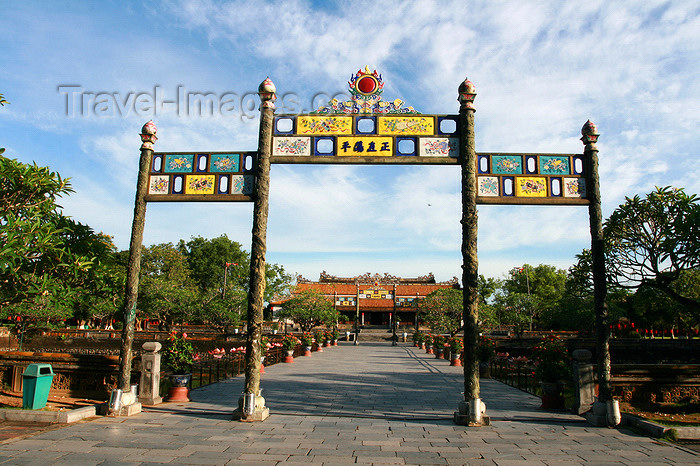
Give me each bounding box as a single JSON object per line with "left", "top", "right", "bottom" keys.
{"left": 1, "top": 0, "right": 698, "bottom": 283}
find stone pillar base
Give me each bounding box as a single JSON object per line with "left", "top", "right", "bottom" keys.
{"left": 232, "top": 407, "right": 270, "bottom": 422}
{"left": 103, "top": 402, "right": 142, "bottom": 417}
{"left": 453, "top": 399, "right": 490, "bottom": 426}
{"left": 140, "top": 396, "right": 162, "bottom": 406}
{"left": 585, "top": 401, "right": 621, "bottom": 427}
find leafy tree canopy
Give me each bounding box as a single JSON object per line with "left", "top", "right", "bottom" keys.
{"left": 0, "top": 155, "right": 117, "bottom": 339}
{"left": 419, "top": 288, "right": 463, "bottom": 335}
{"left": 604, "top": 186, "right": 699, "bottom": 313}
{"left": 278, "top": 289, "right": 338, "bottom": 332}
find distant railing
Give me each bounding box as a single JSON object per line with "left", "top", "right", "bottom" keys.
{"left": 186, "top": 345, "right": 302, "bottom": 390}
{"left": 490, "top": 358, "right": 538, "bottom": 396}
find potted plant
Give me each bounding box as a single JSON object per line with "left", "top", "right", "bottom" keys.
{"left": 412, "top": 331, "right": 424, "bottom": 348}
{"left": 448, "top": 337, "right": 463, "bottom": 366}
{"left": 331, "top": 329, "right": 340, "bottom": 345}
{"left": 425, "top": 333, "right": 434, "bottom": 354}
{"left": 162, "top": 332, "right": 195, "bottom": 401}
{"left": 314, "top": 330, "right": 325, "bottom": 352}
{"left": 300, "top": 332, "right": 314, "bottom": 356}
{"left": 476, "top": 336, "right": 495, "bottom": 377}
{"left": 433, "top": 335, "right": 445, "bottom": 359}
{"left": 281, "top": 334, "right": 300, "bottom": 363}
{"left": 260, "top": 335, "right": 269, "bottom": 373}
{"left": 324, "top": 330, "right": 333, "bottom": 347}
{"left": 532, "top": 335, "right": 571, "bottom": 409}
{"left": 162, "top": 331, "right": 195, "bottom": 377}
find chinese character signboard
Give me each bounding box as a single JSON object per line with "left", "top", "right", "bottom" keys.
{"left": 271, "top": 114, "right": 460, "bottom": 161}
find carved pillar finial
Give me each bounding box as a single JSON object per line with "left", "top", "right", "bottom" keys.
{"left": 581, "top": 119, "right": 599, "bottom": 150}
{"left": 258, "top": 77, "right": 277, "bottom": 109}
{"left": 140, "top": 120, "right": 157, "bottom": 151}
{"left": 458, "top": 78, "right": 477, "bottom": 112}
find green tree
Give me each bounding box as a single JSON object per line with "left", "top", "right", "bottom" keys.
{"left": 491, "top": 291, "right": 534, "bottom": 337}
{"left": 419, "top": 288, "right": 463, "bottom": 335}
{"left": 0, "top": 155, "right": 116, "bottom": 341}
{"left": 500, "top": 264, "right": 567, "bottom": 330}
{"left": 179, "top": 235, "right": 249, "bottom": 294}
{"left": 559, "top": 251, "right": 631, "bottom": 332}
{"left": 604, "top": 187, "right": 699, "bottom": 313}
{"left": 138, "top": 243, "right": 198, "bottom": 329}
{"left": 178, "top": 235, "right": 293, "bottom": 328}
{"left": 278, "top": 290, "right": 338, "bottom": 332}
{"left": 477, "top": 275, "right": 501, "bottom": 329}
{"left": 570, "top": 187, "right": 700, "bottom": 329}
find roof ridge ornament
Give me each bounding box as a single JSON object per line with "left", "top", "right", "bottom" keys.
{"left": 313, "top": 66, "right": 419, "bottom": 114}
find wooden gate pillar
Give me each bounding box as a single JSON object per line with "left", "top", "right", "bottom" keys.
{"left": 455, "top": 78, "right": 488, "bottom": 426}
{"left": 582, "top": 121, "right": 619, "bottom": 426}
{"left": 118, "top": 122, "right": 157, "bottom": 390}
{"left": 235, "top": 78, "right": 275, "bottom": 421}
{"left": 114, "top": 121, "right": 157, "bottom": 414}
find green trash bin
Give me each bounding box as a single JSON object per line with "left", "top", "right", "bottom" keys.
{"left": 22, "top": 364, "right": 54, "bottom": 410}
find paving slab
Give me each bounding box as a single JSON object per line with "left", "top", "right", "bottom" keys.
{"left": 0, "top": 342, "right": 697, "bottom": 464}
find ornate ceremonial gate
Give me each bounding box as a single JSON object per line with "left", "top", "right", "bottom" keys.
{"left": 118, "top": 68, "right": 611, "bottom": 426}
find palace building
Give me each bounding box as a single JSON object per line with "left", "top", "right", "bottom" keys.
{"left": 286, "top": 271, "right": 460, "bottom": 327}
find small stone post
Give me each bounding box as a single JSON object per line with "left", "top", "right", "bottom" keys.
{"left": 233, "top": 78, "right": 275, "bottom": 422}
{"left": 139, "top": 342, "right": 162, "bottom": 406}
{"left": 454, "top": 78, "right": 489, "bottom": 426}
{"left": 571, "top": 348, "right": 595, "bottom": 415}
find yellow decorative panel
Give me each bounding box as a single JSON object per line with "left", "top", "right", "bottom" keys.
{"left": 337, "top": 137, "right": 393, "bottom": 156}
{"left": 185, "top": 175, "right": 216, "bottom": 195}
{"left": 297, "top": 116, "right": 352, "bottom": 135}
{"left": 377, "top": 116, "right": 435, "bottom": 135}
{"left": 515, "top": 177, "right": 548, "bottom": 197}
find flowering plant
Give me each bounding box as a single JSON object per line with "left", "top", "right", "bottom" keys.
{"left": 281, "top": 334, "right": 300, "bottom": 351}
{"left": 331, "top": 329, "right": 339, "bottom": 340}
{"left": 448, "top": 337, "right": 463, "bottom": 354}
{"left": 532, "top": 335, "right": 571, "bottom": 382}
{"left": 208, "top": 348, "right": 226, "bottom": 359}
{"left": 324, "top": 330, "right": 333, "bottom": 342}
{"left": 412, "top": 332, "right": 424, "bottom": 343}
{"left": 476, "top": 337, "right": 496, "bottom": 362}
{"left": 432, "top": 334, "right": 445, "bottom": 348}
{"left": 162, "top": 332, "right": 195, "bottom": 374}
{"left": 300, "top": 332, "right": 314, "bottom": 347}
{"left": 314, "top": 330, "right": 325, "bottom": 344}
{"left": 260, "top": 335, "right": 269, "bottom": 355}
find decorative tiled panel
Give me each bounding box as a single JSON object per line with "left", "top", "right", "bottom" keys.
{"left": 396, "top": 297, "right": 417, "bottom": 307}
{"left": 360, "top": 287, "right": 393, "bottom": 299}
{"left": 419, "top": 138, "right": 459, "bottom": 157}
{"left": 335, "top": 296, "right": 356, "bottom": 306}
{"left": 271, "top": 114, "right": 459, "bottom": 160}
{"left": 377, "top": 116, "right": 435, "bottom": 135}
{"left": 146, "top": 152, "right": 256, "bottom": 202}
{"left": 272, "top": 137, "right": 311, "bottom": 156}
{"left": 475, "top": 153, "right": 588, "bottom": 204}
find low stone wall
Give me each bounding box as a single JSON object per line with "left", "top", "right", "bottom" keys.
{"left": 0, "top": 351, "right": 126, "bottom": 399}
{"left": 611, "top": 364, "right": 700, "bottom": 403}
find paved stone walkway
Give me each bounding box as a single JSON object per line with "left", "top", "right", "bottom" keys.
{"left": 0, "top": 342, "right": 698, "bottom": 464}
